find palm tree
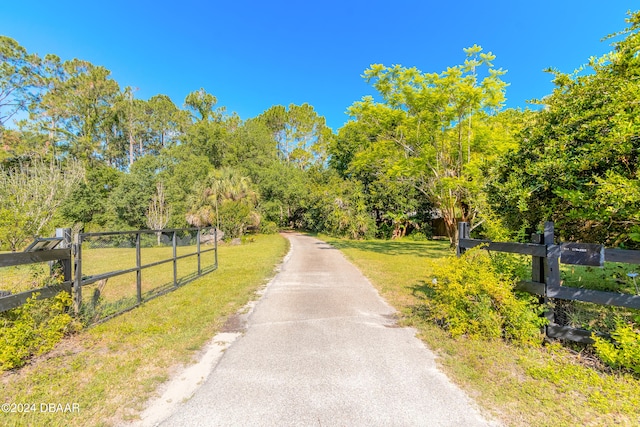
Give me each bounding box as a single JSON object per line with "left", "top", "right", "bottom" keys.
{"left": 185, "top": 168, "right": 259, "bottom": 237}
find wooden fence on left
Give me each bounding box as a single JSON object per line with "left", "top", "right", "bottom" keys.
{"left": 0, "top": 227, "right": 218, "bottom": 320}
{"left": 0, "top": 228, "right": 73, "bottom": 313}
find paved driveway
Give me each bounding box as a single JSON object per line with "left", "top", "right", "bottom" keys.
{"left": 160, "top": 233, "right": 499, "bottom": 426}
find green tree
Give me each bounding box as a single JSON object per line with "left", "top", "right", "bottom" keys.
{"left": 259, "top": 103, "right": 327, "bottom": 168}
{"left": 331, "top": 110, "right": 432, "bottom": 237}
{"left": 181, "top": 89, "right": 239, "bottom": 168}
{"left": 222, "top": 118, "right": 277, "bottom": 171}
{"left": 115, "top": 87, "right": 149, "bottom": 167}
{"left": 159, "top": 148, "right": 215, "bottom": 228}
{"left": 301, "top": 169, "right": 376, "bottom": 239}
{"left": 146, "top": 94, "right": 187, "bottom": 152}
{"left": 336, "top": 47, "right": 508, "bottom": 244}
{"left": 486, "top": 11, "right": 640, "bottom": 246}
{"left": 0, "top": 36, "right": 42, "bottom": 132}
{"left": 107, "top": 155, "right": 162, "bottom": 229}
{"left": 186, "top": 168, "right": 259, "bottom": 238}
{"left": 38, "top": 59, "right": 120, "bottom": 164}
{"left": 184, "top": 88, "right": 219, "bottom": 122}
{"left": 252, "top": 161, "right": 308, "bottom": 227}
{"left": 59, "top": 163, "right": 122, "bottom": 231}
{"left": 0, "top": 159, "right": 83, "bottom": 250}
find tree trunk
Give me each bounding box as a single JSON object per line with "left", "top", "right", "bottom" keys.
{"left": 129, "top": 130, "right": 134, "bottom": 166}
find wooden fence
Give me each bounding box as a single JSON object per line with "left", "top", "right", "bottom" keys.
{"left": 457, "top": 221, "right": 640, "bottom": 343}
{"left": 0, "top": 227, "right": 218, "bottom": 321}
{"left": 0, "top": 228, "right": 73, "bottom": 313}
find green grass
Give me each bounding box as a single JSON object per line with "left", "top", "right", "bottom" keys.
{"left": 557, "top": 262, "right": 640, "bottom": 332}
{"left": 0, "top": 264, "right": 50, "bottom": 294}
{"left": 77, "top": 244, "right": 219, "bottom": 323}
{"left": 322, "top": 235, "right": 640, "bottom": 427}
{"left": 562, "top": 262, "right": 640, "bottom": 295}
{"left": 0, "top": 233, "right": 289, "bottom": 427}
{"left": 1, "top": 242, "right": 220, "bottom": 323}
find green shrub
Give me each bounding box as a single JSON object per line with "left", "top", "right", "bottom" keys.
{"left": 0, "top": 292, "right": 79, "bottom": 371}
{"left": 219, "top": 199, "right": 253, "bottom": 239}
{"left": 260, "top": 221, "right": 278, "bottom": 234}
{"left": 425, "top": 248, "right": 546, "bottom": 345}
{"left": 408, "top": 231, "right": 428, "bottom": 241}
{"left": 593, "top": 321, "right": 640, "bottom": 375}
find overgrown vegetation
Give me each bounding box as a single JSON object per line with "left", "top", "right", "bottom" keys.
{"left": 4, "top": 12, "right": 640, "bottom": 248}
{"left": 593, "top": 321, "right": 640, "bottom": 375}
{"left": 424, "top": 249, "right": 546, "bottom": 346}
{"left": 0, "top": 292, "right": 79, "bottom": 371}
{"left": 486, "top": 12, "right": 640, "bottom": 247}
{"left": 2, "top": 6, "right": 640, "bottom": 424}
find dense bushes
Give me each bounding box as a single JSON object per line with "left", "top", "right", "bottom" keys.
{"left": 593, "top": 321, "right": 640, "bottom": 375}
{"left": 0, "top": 292, "right": 79, "bottom": 371}
{"left": 424, "top": 248, "right": 546, "bottom": 346}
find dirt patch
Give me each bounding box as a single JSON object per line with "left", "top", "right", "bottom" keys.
{"left": 220, "top": 313, "right": 245, "bottom": 333}
{"left": 382, "top": 313, "right": 402, "bottom": 328}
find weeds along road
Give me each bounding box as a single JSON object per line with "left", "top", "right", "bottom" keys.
{"left": 156, "top": 233, "right": 500, "bottom": 426}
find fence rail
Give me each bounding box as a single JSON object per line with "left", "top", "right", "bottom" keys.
{"left": 74, "top": 227, "right": 218, "bottom": 318}
{"left": 0, "top": 227, "right": 218, "bottom": 322}
{"left": 0, "top": 229, "right": 72, "bottom": 313}
{"left": 457, "top": 221, "right": 640, "bottom": 343}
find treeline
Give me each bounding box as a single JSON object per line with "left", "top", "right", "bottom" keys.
{"left": 1, "top": 10, "right": 640, "bottom": 250}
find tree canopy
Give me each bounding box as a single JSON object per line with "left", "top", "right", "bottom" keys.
{"left": 486, "top": 11, "right": 640, "bottom": 246}
{"left": 2, "top": 10, "right": 640, "bottom": 248}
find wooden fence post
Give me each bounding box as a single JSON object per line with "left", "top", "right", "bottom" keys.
{"left": 136, "top": 232, "right": 142, "bottom": 304}
{"left": 531, "top": 231, "right": 553, "bottom": 332}
{"left": 197, "top": 228, "right": 202, "bottom": 275}
{"left": 55, "top": 228, "right": 72, "bottom": 285}
{"left": 172, "top": 230, "right": 178, "bottom": 287}
{"left": 456, "top": 222, "right": 470, "bottom": 256}
{"left": 214, "top": 228, "right": 218, "bottom": 269}
{"left": 543, "top": 222, "right": 561, "bottom": 331}
{"left": 73, "top": 232, "right": 83, "bottom": 315}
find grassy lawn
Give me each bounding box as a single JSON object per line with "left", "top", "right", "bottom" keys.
{"left": 322, "top": 235, "right": 640, "bottom": 427}
{"left": 0, "top": 233, "right": 289, "bottom": 427}
{"left": 1, "top": 241, "right": 219, "bottom": 323}
{"left": 559, "top": 262, "right": 640, "bottom": 332}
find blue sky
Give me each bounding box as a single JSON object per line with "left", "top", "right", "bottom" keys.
{"left": 0, "top": 1, "right": 637, "bottom": 131}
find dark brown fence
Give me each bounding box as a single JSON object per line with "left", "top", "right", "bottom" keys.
{"left": 0, "top": 227, "right": 218, "bottom": 323}
{"left": 0, "top": 228, "right": 73, "bottom": 313}
{"left": 74, "top": 227, "right": 217, "bottom": 322}
{"left": 457, "top": 222, "right": 640, "bottom": 343}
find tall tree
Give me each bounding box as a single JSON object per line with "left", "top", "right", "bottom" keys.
{"left": 181, "top": 88, "right": 237, "bottom": 168}
{"left": 38, "top": 59, "right": 120, "bottom": 164}
{"left": 259, "top": 103, "right": 327, "bottom": 168}
{"left": 0, "top": 37, "right": 42, "bottom": 132}
{"left": 223, "top": 118, "right": 277, "bottom": 171}
{"left": 0, "top": 159, "right": 83, "bottom": 250}
{"left": 146, "top": 94, "right": 187, "bottom": 152}
{"left": 112, "top": 87, "right": 149, "bottom": 167}
{"left": 184, "top": 88, "right": 219, "bottom": 123}
{"left": 338, "top": 46, "right": 508, "bottom": 244}
{"left": 486, "top": 11, "right": 640, "bottom": 246}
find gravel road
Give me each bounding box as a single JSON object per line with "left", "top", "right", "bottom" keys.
{"left": 157, "top": 233, "right": 500, "bottom": 426}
